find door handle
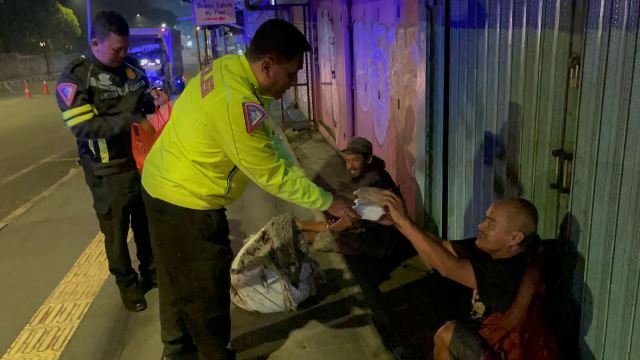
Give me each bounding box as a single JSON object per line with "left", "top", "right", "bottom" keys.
{"left": 551, "top": 149, "right": 564, "bottom": 189}
{"left": 561, "top": 153, "right": 574, "bottom": 193}
{"left": 569, "top": 53, "right": 581, "bottom": 88}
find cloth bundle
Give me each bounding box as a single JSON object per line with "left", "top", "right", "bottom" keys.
{"left": 230, "top": 214, "right": 316, "bottom": 313}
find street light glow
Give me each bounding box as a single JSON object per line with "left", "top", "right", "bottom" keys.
{"left": 136, "top": 13, "right": 141, "bottom": 17}
{"left": 161, "top": 23, "right": 167, "bottom": 28}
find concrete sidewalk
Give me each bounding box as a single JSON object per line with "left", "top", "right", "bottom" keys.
{"left": 56, "top": 127, "right": 396, "bottom": 360}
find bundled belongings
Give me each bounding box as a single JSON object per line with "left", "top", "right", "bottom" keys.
{"left": 230, "top": 214, "right": 316, "bottom": 313}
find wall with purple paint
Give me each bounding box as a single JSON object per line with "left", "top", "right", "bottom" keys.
{"left": 315, "top": 0, "right": 427, "bottom": 218}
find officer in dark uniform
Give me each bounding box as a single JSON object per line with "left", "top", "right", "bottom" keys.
{"left": 55, "top": 11, "right": 164, "bottom": 312}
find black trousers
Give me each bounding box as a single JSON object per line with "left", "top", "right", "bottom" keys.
{"left": 339, "top": 223, "right": 416, "bottom": 330}
{"left": 81, "top": 161, "right": 154, "bottom": 287}
{"left": 142, "top": 188, "right": 234, "bottom": 360}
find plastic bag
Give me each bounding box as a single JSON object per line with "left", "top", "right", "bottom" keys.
{"left": 352, "top": 187, "right": 386, "bottom": 221}
{"left": 131, "top": 102, "right": 171, "bottom": 172}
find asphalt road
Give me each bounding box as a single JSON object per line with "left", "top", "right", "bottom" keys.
{"left": 0, "top": 93, "right": 78, "bottom": 224}
{"left": 0, "top": 59, "right": 201, "bottom": 226}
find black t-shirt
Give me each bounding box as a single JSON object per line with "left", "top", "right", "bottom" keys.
{"left": 450, "top": 239, "right": 527, "bottom": 320}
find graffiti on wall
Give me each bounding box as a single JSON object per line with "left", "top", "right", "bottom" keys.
{"left": 352, "top": 19, "right": 424, "bottom": 215}
{"left": 354, "top": 21, "right": 395, "bottom": 145}
{"left": 392, "top": 26, "right": 424, "bottom": 217}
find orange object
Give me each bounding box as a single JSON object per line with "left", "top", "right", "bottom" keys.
{"left": 149, "top": 102, "right": 172, "bottom": 131}
{"left": 42, "top": 80, "right": 49, "bottom": 95}
{"left": 479, "top": 256, "right": 558, "bottom": 360}
{"left": 131, "top": 102, "right": 172, "bottom": 172}
{"left": 23, "top": 81, "right": 32, "bottom": 99}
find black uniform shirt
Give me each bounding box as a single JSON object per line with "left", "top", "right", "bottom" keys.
{"left": 56, "top": 52, "right": 154, "bottom": 176}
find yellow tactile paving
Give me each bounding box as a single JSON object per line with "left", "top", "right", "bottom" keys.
{"left": 2, "top": 233, "right": 110, "bottom": 360}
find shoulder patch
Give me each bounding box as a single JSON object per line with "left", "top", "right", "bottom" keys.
{"left": 242, "top": 102, "right": 267, "bottom": 134}
{"left": 57, "top": 83, "right": 78, "bottom": 107}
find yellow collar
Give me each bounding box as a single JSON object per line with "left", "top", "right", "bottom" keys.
{"left": 239, "top": 55, "right": 274, "bottom": 107}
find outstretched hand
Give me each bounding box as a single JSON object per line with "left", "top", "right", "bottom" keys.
{"left": 377, "top": 214, "right": 395, "bottom": 226}
{"left": 151, "top": 88, "right": 169, "bottom": 106}
{"left": 382, "top": 190, "right": 409, "bottom": 227}
{"left": 327, "top": 198, "right": 360, "bottom": 220}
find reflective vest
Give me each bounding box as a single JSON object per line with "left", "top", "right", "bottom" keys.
{"left": 142, "top": 54, "right": 333, "bottom": 211}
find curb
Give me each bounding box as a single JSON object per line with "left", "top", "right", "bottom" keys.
{"left": 0, "top": 74, "right": 59, "bottom": 96}
{"left": 0, "top": 73, "right": 60, "bottom": 86}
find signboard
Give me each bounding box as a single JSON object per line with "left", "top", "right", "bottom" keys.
{"left": 193, "top": 0, "right": 236, "bottom": 26}
{"left": 129, "top": 43, "right": 162, "bottom": 54}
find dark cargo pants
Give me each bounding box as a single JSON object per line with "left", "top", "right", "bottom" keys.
{"left": 142, "top": 188, "right": 234, "bottom": 360}
{"left": 81, "top": 161, "right": 155, "bottom": 287}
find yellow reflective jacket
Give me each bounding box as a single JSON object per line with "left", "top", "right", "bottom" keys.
{"left": 141, "top": 54, "right": 333, "bottom": 211}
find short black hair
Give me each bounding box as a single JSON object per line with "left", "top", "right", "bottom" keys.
{"left": 506, "top": 197, "right": 540, "bottom": 252}
{"left": 91, "top": 11, "right": 130, "bottom": 41}
{"left": 512, "top": 197, "right": 539, "bottom": 229}
{"left": 246, "top": 19, "right": 311, "bottom": 62}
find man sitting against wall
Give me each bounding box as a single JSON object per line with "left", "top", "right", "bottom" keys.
{"left": 297, "top": 137, "right": 415, "bottom": 332}
{"left": 297, "top": 136, "right": 401, "bottom": 245}
{"left": 381, "top": 194, "right": 557, "bottom": 359}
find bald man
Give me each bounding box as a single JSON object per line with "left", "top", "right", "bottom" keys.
{"left": 382, "top": 193, "right": 541, "bottom": 360}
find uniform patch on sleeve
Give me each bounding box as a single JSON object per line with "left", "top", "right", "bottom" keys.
{"left": 243, "top": 102, "right": 267, "bottom": 134}
{"left": 57, "top": 83, "right": 78, "bottom": 107}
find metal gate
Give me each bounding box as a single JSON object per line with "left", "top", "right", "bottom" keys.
{"left": 436, "top": 0, "right": 640, "bottom": 357}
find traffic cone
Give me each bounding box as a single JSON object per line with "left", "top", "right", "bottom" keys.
{"left": 42, "top": 80, "right": 49, "bottom": 95}
{"left": 23, "top": 81, "right": 32, "bottom": 99}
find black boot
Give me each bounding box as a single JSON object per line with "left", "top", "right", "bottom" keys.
{"left": 118, "top": 280, "right": 147, "bottom": 312}
{"left": 140, "top": 271, "right": 158, "bottom": 293}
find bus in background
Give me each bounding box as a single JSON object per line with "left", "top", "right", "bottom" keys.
{"left": 129, "top": 27, "right": 185, "bottom": 95}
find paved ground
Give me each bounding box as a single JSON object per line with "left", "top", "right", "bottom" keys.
{"left": 0, "top": 93, "right": 77, "bottom": 224}
{"left": 0, "top": 92, "right": 397, "bottom": 359}
{"left": 0, "top": 57, "right": 472, "bottom": 359}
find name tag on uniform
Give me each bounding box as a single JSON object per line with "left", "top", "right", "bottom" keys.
{"left": 243, "top": 102, "right": 267, "bottom": 134}
{"left": 129, "top": 80, "right": 146, "bottom": 92}
{"left": 101, "top": 91, "right": 119, "bottom": 100}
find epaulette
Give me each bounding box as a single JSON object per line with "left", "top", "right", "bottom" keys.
{"left": 63, "top": 55, "right": 88, "bottom": 75}
{"left": 67, "top": 55, "right": 87, "bottom": 71}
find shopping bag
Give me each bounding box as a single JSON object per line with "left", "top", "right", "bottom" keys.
{"left": 131, "top": 102, "right": 172, "bottom": 172}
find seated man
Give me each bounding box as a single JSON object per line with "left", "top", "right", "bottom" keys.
{"left": 298, "top": 136, "right": 404, "bottom": 256}
{"left": 382, "top": 193, "right": 552, "bottom": 359}
{"left": 297, "top": 137, "right": 414, "bottom": 330}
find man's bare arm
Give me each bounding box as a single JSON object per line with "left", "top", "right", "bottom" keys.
{"left": 441, "top": 240, "right": 457, "bottom": 257}
{"left": 382, "top": 191, "right": 476, "bottom": 289}
{"left": 396, "top": 219, "right": 477, "bottom": 289}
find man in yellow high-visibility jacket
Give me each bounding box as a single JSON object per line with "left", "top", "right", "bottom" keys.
{"left": 141, "top": 19, "right": 355, "bottom": 359}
